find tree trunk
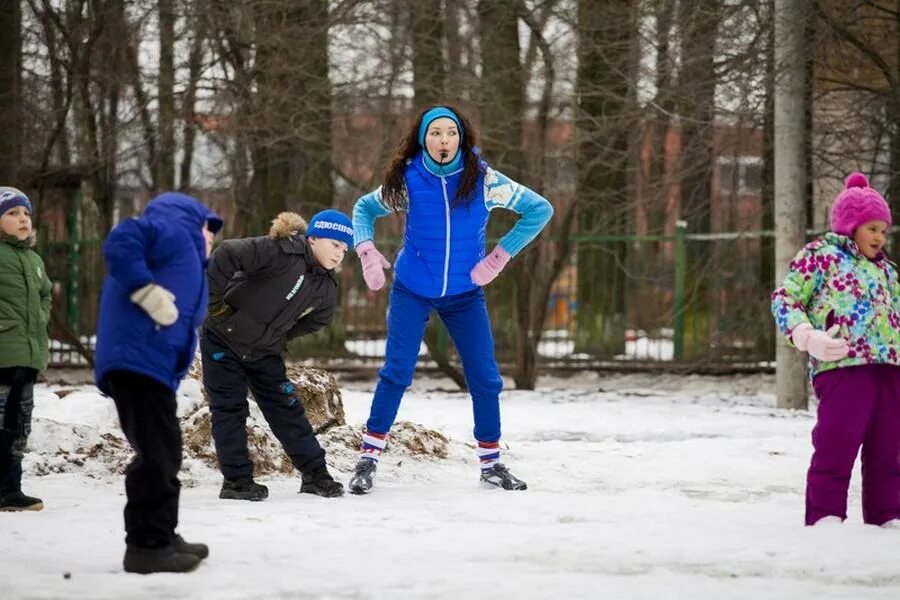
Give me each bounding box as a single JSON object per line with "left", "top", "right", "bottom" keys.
{"left": 477, "top": 0, "right": 524, "bottom": 179}
{"left": 759, "top": 0, "right": 776, "bottom": 358}
{"left": 510, "top": 0, "right": 557, "bottom": 390}
{"left": 157, "top": 0, "right": 176, "bottom": 191}
{"left": 575, "top": 0, "right": 635, "bottom": 357}
{"left": 444, "top": 1, "right": 468, "bottom": 104}
{"left": 410, "top": 0, "right": 445, "bottom": 105}
{"left": 676, "top": 0, "right": 719, "bottom": 239}
{"left": 34, "top": 2, "right": 72, "bottom": 172}
{"left": 251, "top": 0, "right": 333, "bottom": 233}
{"left": 774, "top": 0, "right": 810, "bottom": 409}
{"left": 0, "top": 0, "right": 22, "bottom": 182}
{"left": 179, "top": 10, "right": 205, "bottom": 191}
{"left": 674, "top": 0, "right": 720, "bottom": 355}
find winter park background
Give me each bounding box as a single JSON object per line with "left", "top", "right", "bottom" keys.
{"left": 3, "top": 0, "right": 900, "bottom": 598}
{"left": 3, "top": 365, "right": 900, "bottom": 600}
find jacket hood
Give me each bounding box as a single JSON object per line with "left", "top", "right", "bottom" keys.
{"left": 144, "top": 192, "right": 223, "bottom": 234}
{"left": 269, "top": 212, "right": 308, "bottom": 240}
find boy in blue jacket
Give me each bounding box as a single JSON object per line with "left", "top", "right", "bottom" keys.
{"left": 95, "top": 192, "right": 222, "bottom": 574}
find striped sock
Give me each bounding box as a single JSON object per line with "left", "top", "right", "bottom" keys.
{"left": 477, "top": 441, "right": 501, "bottom": 470}
{"left": 360, "top": 430, "right": 387, "bottom": 462}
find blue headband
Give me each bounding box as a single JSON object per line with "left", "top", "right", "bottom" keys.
{"left": 417, "top": 107, "right": 463, "bottom": 148}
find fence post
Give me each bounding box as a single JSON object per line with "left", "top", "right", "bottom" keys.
{"left": 67, "top": 187, "right": 80, "bottom": 334}
{"left": 673, "top": 220, "right": 687, "bottom": 360}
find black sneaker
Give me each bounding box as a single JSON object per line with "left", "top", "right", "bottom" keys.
{"left": 348, "top": 459, "right": 377, "bottom": 495}
{"left": 480, "top": 463, "right": 527, "bottom": 491}
{"left": 219, "top": 476, "right": 268, "bottom": 501}
{"left": 0, "top": 490, "right": 44, "bottom": 511}
{"left": 172, "top": 534, "right": 209, "bottom": 560}
{"left": 300, "top": 467, "right": 344, "bottom": 498}
{"left": 123, "top": 544, "right": 200, "bottom": 574}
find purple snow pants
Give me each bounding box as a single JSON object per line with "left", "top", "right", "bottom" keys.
{"left": 807, "top": 364, "right": 900, "bottom": 526}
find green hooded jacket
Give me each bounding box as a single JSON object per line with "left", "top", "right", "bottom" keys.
{"left": 0, "top": 233, "right": 52, "bottom": 371}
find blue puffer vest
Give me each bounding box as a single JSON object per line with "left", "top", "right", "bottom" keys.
{"left": 395, "top": 153, "right": 489, "bottom": 298}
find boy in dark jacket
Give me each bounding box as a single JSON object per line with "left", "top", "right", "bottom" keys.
{"left": 0, "top": 187, "right": 51, "bottom": 511}
{"left": 202, "top": 209, "right": 351, "bottom": 501}
{"left": 95, "top": 192, "right": 222, "bottom": 574}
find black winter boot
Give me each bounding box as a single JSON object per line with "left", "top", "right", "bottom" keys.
{"left": 0, "top": 490, "right": 44, "bottom": 511}
{"left": 172, "top": 534, "right": 209, "bottom": 560}
{"left": 123, "top": 544, "right": 200, "bottom": 574}
{"left": 219, "top": 476, "right": 268, "bottom": 501}
{"left": 299, "top": 466, "right": 344, "bottom": 498}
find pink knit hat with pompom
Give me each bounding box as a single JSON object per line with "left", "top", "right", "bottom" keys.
{"left": 830, "top": 172, "right": 891, "bottom": 236}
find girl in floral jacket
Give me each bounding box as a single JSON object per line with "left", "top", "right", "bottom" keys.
{"left": 772, "top": 172, "right": 900, "bottom": 527}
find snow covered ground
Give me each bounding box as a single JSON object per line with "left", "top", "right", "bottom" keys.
{"left": 3, "top": 371, "right": 900, "bottom": 600}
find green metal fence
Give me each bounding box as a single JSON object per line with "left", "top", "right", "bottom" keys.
{"left": 307, "top": 224, "right": 779, "bottom": 369}
{"left": 41, "top": 226, "right": 785, "bottom": 370}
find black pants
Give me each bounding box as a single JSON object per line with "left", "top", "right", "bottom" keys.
{"left": 0, "top": 367, "right": 38, "bottom": 493}
{"left": 107, "top": 370, "right": 181, "bottom": 549}
{"left": 201, "top": 330, "right": 325, "bottom": 479}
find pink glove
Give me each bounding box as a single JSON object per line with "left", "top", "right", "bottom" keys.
{"left": 471, "top": 246, "right": 511, "bottom": 286}
{"left": 357, "top": 240, "right": 391, "bottom": 291}
{"left": 791, "top": 323, "right": 850, "bottom": 362}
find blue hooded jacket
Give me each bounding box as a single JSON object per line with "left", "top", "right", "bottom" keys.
{"left": 94, "top": 193, "right": 223, "bottom": 393}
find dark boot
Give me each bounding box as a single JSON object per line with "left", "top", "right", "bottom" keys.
{"left": 348, "top": 459, "right": 377, "bottom": 495}
{"left": 123, "top": 544, "right": 200, "bottom": 574}
{"left": 219, "top": 476, "right": 268, "bottom": 501}
{"left": 299, "top": 466, "right": 344, "bottom": 498}
{"left": 480, "top": 463, "right": 527, "bottom": 491}
{"left": 0, "top": 490, "right": 43, "bottom": 511}
{"left": 172, "top": 534, "right": 209, "bottom": 560}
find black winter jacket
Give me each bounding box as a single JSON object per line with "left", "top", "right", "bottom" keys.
{"left": 203, "top": 213, "right": 337, "bottom": 360}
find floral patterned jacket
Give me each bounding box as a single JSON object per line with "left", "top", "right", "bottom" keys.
{"left": 771, "top": 232, "right": 900, "bottom": 380}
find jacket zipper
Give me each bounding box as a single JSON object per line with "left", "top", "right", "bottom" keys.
{"left": 440, "top": 176, "right": 451, "bottom": 297}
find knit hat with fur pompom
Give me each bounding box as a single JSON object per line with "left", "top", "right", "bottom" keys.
{"left": 830, "top": 172, "right": 891, "bottom": 236}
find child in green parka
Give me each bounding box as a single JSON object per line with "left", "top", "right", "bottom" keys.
{"left": 0, "top": 187, "right": 51, "bottom": 511}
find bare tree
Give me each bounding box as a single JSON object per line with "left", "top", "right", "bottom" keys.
{"left": 179, "top": 1, "right": 206, "bottom": 191}
{"left": 410, "top": 0, "right": 445, "bottom": 104}
{"left": 205, "top": 0, "right": 334, "bottom": 235}
{"left": 675, "top": 0, "right": 721, "bottom": 240}
{"left": 812, "top": 1, "right": 900, "bottom": 244}
{"left": 0, "top": 0, "right": 23, "bottom": 182}
{"left": 575, "top": 0, "right": 639, "bottom": 357}
{"left": 478, "top": 0, "right": 524, "bottom": 178}
{"left": 156, "top": 0, "right": 176, "bottom": 191}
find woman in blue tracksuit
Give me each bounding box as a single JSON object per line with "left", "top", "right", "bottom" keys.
{"left": 348, "top": 105, "right": 553, "bottom": 494}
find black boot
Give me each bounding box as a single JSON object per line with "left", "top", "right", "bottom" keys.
{"left": 0, "top": 490, "right": 44, "bottom": 511}
{"left": 172, "top": 534, "right": 209, "bottom": 560}
{"left": 123, "top": 544, "right": 200, "bottom": 574}
{"left": 348, "top": 459, "right": 377, "bottom": 495}
{"left": 299, "top": 466, "right": 344, "bottom": 498}
{"left": 219, "top": 476, "right": 268, "bottom": 501}
{"left": 480, "top": 463, "right": 527, "bottom": 491}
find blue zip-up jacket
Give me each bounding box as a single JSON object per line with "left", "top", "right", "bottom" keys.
{"left": 353, "top": 152, "right": 554, "bottom": 298}
{"left": 95, "top": 193, "right": 222, "bottom": 394}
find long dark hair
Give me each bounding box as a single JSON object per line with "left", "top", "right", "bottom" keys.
{"left": 381, "top": 104, "right": 485, "bottom": 211}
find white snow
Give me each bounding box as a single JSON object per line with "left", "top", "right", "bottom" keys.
{"left": 343, "top": 333, "right": 675, "bottom": 360}
{"left": 2, "top": 371, "right": 900, "bottom": 599}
